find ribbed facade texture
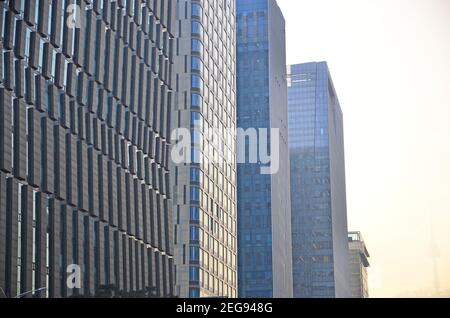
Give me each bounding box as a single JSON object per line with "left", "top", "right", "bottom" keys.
{"left": 288, "top": 62, "right": 350, "bottom": 298}
{"left": 236, "top": 0, "right": 293, "bottom": 298}
{"left": 172, "top": 0, "right": 238, "bottom": 298}
{"left": 1, "top": 0, "right": 175, "bottom": 298}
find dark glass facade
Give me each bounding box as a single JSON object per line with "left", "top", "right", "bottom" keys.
{"left": 1, "top": 0, "right": 175, "bottom": 297}
{"left": 236, "top": 0, "right": 292, "bottom": 298}
{"left": 288, "top": 62, "right": 350, "bottom": 298}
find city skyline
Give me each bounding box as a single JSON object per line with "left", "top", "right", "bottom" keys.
{"left": 1, "top": 0, "right": 449, "bottom": 300}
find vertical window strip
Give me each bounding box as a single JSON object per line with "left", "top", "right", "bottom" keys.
{"left": 31, "top": 191, "right": 37, "bottom": 295}
{"left": 17, "top": 183, "right": 23, "bottom": 296}
{"left": 48, "top": 1, "right": 53, "bottom": 36}
{"left": 45, "top": 198, "right": 50, "bottom": 298}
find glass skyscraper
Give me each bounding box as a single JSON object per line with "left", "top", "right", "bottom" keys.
{"left": 288, "top": 62, "right": 350, "bottom": 298}
{"left": 1, "top": 0, "right": 176, "bottom": 297}
{"left": 236, "top": 0, "right": 293, "bottom": 298}
{"left": 172, "top": 0, "right": 238, "bottom": 298}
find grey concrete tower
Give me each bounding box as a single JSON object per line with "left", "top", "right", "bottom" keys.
{"left": 172, "top": 0, "right": 238, "bottom": 298}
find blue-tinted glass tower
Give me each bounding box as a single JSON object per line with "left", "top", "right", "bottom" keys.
{"left": 288, "top": 62, "right": 350, "bottom": 298}
{"left": 236, "top": 0, "right": 293, "bottom": 298}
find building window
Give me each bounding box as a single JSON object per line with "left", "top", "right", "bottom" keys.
{"left": 24, "top": 28, "right": 32, "bottom": 60}
{"left": 189, "top": 267, "right": 199, "bottom": 282}
{"left": 191, "top": 39, "right": 203, "bottom": 54}
{"left": 191, "top": 93, "right": 202, "bottom": 110}
{"left": 191, "top": 148, "right": 200, "bottom": 164}
{"left": 60, "top": 0, "right": 66, "bottom": 44}
{"left": 191, "top": 75, "right": 203, "bottom": 91}
{"left": 48, "top": 1, "right": 53, "bottom": 36}
{"left": 191, "top": 3, "right": 202, "bottom": 19}
{"left": 190, "top": 111, "right": 202, "bottom": 128}
{"left": 191, "top": 21, "right": 203, "bottom": 37}
{"left": 31, "top": 191, "right": 37, "bottom": 295}
{"left": 190, "top": 207, "right": 200, "bottom": 222}
{"left": 34, "top": 0, "right": 40, "bottom": 26}
{"left": 190, "top": 167, "right": 200, "bottom": 184}
{"left": 51, "top": 50, "right": 57, "bottom": 80}
{"left": 191, "top": 129, "right": 202, "bottom": 146}
{"left": 190, "top": 227, "right": 200, "bottom": 243}
{"left": 38, "top": 38, "right": 45, "bottom": 70}
{"left": 190, "top": 187, "right": 200, "bottom": 203}
{"left": 191, "top": 56, "right": 202, "bottom": 72}
{"left": 189, "top": 287, "right": 200, "bottom": 298}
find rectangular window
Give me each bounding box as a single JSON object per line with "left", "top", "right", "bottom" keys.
{"left": 190, "top": 207, "right": 200, "bottom": 221}
{"left": 48, "top": 1, "right": 52, "bottom": 36}
{"left": 190, "top": 187, "right": 200, "bottom": 203}
{"left": 24, "top": 28, "right": 31, "bottom": 60}
{"left": 38, "top": 38, "right": 44, "bottom": 70}
{"left": 190, "top": 226, "right": 199, "bottom": 242}
{"left": 189, "top": 266, "right": 199, "bottom": 282}
{"left": 190, "top": 167, "right": 201, "bottom": 184}
{"left": 189, "top": 288, "right": 200, "bottom": 298}
{"left": 60, "top": 0, "right": 65, "bottom": 45}
{"left": 51, "top": 50, "right": 57, "bottom": 79}
{"left": 34, "top": 0, "right": 40, "bottom": 26}
{"left": 191, "top": 93, "right": 202, "bottom": 110}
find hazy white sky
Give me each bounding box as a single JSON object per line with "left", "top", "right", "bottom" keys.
{"left": 277, "top": 0, "right": 450, "bottom": 297}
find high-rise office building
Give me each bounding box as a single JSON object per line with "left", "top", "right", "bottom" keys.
{"left": 236, "top": 0, "right": 293, "bottom": 298}
{"left": 348, "top": 231, "right": 370, "bottom": 298}
{"left": 0, "top": 0, "right": 175, "bottom": 297}
{"left": 172, "top": 0, "right": 238, "bottom": 298}
{"left": 288, "top": 62, "right": 350, "bottom": 298}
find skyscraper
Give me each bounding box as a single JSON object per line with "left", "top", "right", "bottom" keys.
{"left": 288, "top": 62, "right": 350, "bottom": 298}
{"left": 172, "top": 0, "right": 238, "bottom": 298}
{"left": 236, "top": 0, "right": 293, "bottom": 298}
{"left": 348, "top": 231, "right": 370, "bottom": 298}
{"left": 1, "top": 0, "right": 175, "bottom": 297}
